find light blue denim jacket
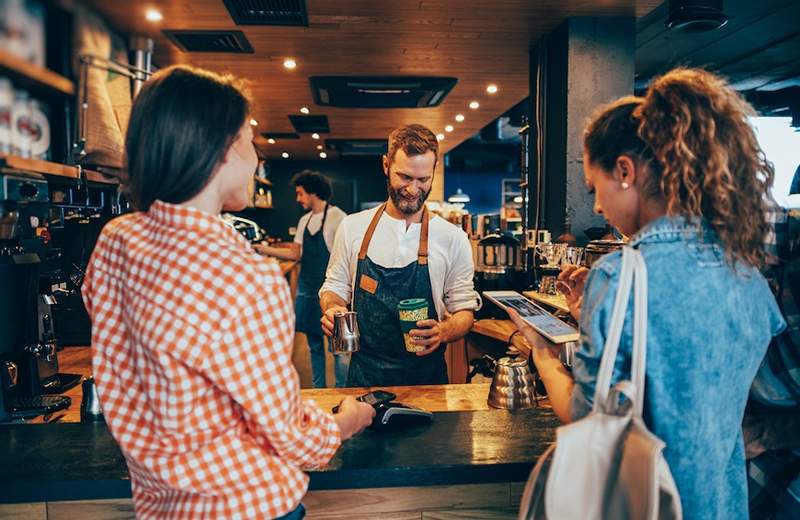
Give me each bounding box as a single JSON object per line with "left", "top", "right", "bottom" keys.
{"left": 570, "top": 215, "right": 785, "bottom": 520}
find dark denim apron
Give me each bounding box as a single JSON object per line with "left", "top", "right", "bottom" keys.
{"left": 294, "top": 203, "right": 329, "bottom": 335}
{"left": 347, "top": 203, "right": 448, "bottom": 386}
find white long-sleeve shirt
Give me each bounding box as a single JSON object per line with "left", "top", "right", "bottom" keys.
{"left": 320, "top": 205, "right": 479, "bottom": 318}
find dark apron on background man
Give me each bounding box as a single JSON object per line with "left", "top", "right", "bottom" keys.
{"left": 295, "top": 203, "right": 329, "bottom": 335}
{"left": 347, "top": 203, "right": 448, "bottom": 387}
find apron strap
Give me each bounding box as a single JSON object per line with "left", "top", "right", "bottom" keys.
{"left": 320, "top": 201, "right": 329, "bottom": 232}
{"left": 358, "top": 203, "right": 386, "bottom": 260}
{"left": 357, "top": 202, "right": 431, "bottom": 264}
{"left": 418, "top": 205, "right": 429, "bottom": 265}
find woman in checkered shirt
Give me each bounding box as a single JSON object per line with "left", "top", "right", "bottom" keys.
{"left": 82, "top": 65, "right": 374, "bottom": 519}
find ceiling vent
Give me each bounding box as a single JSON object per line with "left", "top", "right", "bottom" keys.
{"left": 325, "top": 139, "right": 388, "bottom": 156}
{"left": 289, "top": 115, "right": 330, "bottom": 133}
{"left": 666, "top": 1, "right": 728, "bottom": 33}
{"left": 163, "top": 30, "right": 254, "bottom": 53}
{"left": 310, "top": 76, "right": 458, "bottom": 108}
{"left": 222, "top": 0, "right": 308, "bottom": 26}
{"left": 261, "top": 132, "right": 300, "bottom": 140}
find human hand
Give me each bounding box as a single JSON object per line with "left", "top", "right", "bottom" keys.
{"left": 505, "top": 308, "right": 560, "bottom": 358}
{"left": 409, "top": 319, "right": 449, "bottom": 356}
{"left": 333, "top": 396, "right": 376, "bottom": 440}
{"left": 321, "top": 305, "right": 348, "bottom": 337}
{"left": 556, "top": 265, "right": 589, "bottom": 321}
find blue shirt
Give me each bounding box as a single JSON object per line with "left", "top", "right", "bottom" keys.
{"left": 570, "top": 216, "right": 785, "bottom": 520}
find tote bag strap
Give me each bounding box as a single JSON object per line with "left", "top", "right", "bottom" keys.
{"left": 630, "top": 248, "right": 648, "bottom": 418}
{"left": 592, "top": 246, "right": 648, "bottom": 418}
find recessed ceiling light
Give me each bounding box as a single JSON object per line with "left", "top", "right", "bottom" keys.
{"left": 319, "top": 152, "right": 328, "bottom": 159}
{"left": 316, "top": 144, "right": 323, "bottom": 150}
{"left": 249, "top": 118, "right": 258, "bottom": 126}
{"left": 300, "top": 107, "right": 309, "bottom": 114}
{"left": 469, "top": 101, "right": 480, "bottom": 109}
{"left": 267, "top": 138, "right": 276, "bottom": 144}
{"left": 455, "top": 114, "right": 465, "bottom": 122}
{"left": 445, "top": 125, "right": 454, "bottom": 132}
{"left": 281, "top": 152, "right": 289, "bottom": 159}
{"left": 311, "top": 133, "right": 320, "bottom": 140}
{"left": 436, "top": 133, "right": 445, "bottom": 141}
{"left": 145, "top": 8, "right": 163, "bottom": 22}
{"left": 283, "top": 58, "right": 297, "bottom": 69}
{"left": 486, "top": 84, "right": 498, "bottom": 94}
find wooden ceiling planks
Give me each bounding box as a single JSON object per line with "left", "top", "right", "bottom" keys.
{"left": 81, "top": 1, "right": 660, "bottom": 160}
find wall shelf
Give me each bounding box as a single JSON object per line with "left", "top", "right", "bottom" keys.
{"left": 0, "top": 154, "right": 78, "bottom": 179}
{"left": 0, "top": 50, "right": 75, "bottom": 97}
{"left": 0, "top": 154, "right": 118, "bottom": 185}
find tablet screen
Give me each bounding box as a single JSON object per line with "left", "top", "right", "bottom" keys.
{"left": 492, "top": 295, "right": 577, "bottom": 339}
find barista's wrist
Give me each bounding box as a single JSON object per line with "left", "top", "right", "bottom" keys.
{"left": 438, "top": 318, "right": 453, "bottom": 344}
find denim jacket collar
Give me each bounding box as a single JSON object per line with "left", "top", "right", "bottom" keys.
{"left": 628, "top": 215, "right": 708, "bottom": 247}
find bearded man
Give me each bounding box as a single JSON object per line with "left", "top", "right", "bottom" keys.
{"left": 319, "top": 124, "right": 478, "bottom": 386}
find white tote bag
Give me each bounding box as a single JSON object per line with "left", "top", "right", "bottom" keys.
{"left": 519, "top": 246, "right": 683, "bottom": 520}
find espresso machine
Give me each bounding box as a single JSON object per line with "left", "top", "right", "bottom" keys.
{"left": 474, "top": 231, "right": 527, "bottom": 318}
{"left": 0, "top": 170, "right": 72, "bottom": 421}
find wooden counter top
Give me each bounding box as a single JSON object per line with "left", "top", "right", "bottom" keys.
{"left": 34, "top": 347, "right": 493, "bottom": 424}
{"left": 304, "top": 383, "right": 492, "bottom": 413}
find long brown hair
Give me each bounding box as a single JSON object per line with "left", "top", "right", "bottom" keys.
{"left": 584, "top": 68, "right": 775, "bottom": 268}
{"left": 125, "top": 65, "right": 251, "bottom": 211}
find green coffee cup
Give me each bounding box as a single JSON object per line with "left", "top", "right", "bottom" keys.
{"left": 398, "top": 298, "right": 429, "bottom": 353}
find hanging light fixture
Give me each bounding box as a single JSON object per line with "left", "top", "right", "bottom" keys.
{"left": 447, "top": 188, "right": 470, "bottom": 203}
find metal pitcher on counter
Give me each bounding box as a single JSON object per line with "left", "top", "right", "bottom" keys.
{"left": 487, "top": 356, "right": 537, "bottom": 410}
{"left": 331, "top": 311, "right": 360, "bottom": 354}
{"left": 80, "top": 376, "right": 104, "bottom": 422}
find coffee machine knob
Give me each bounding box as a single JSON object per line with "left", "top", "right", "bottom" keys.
{"left": 24, "top": 342, "right": 44, "bottom": 356}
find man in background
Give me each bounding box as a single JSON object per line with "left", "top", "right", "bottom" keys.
{"left": 257, "top": 171, "right": 348, "bottom": 387}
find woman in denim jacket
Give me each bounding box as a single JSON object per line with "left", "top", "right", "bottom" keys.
{"left": 508, "top": 68, "right": 785, "bottom": 519}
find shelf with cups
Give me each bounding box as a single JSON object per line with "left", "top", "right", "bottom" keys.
{"left": 0, "top": 49, "right": 75, "bottom": 98}
{"left": 0, "top": 154, "right": 119, "bottom": 185}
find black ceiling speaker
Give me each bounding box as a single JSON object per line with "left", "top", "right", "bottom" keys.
{"left": 222, "top": 0, "right": 308, "bottom": 26}
{"left": 163, "top": 30, "right": 253, "bottom": 53}
{"left": 325, "top": 139, "right": 388, "bottom": 156}
{"left": 666, "top": 0, "right": 728, "bottom": 33}
{"left": 310, "top": 76, "right": 457, "bottom": 108}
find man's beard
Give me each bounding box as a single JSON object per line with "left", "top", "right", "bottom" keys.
{"left": 388, "top": 182, "right": 430, "bottom": 215}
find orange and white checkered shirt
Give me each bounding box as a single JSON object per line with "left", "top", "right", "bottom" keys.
{"left": 82, "top": 200, "right": 341, "bottom": 519}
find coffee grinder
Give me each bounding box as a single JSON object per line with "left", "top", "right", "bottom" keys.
{"left": 0, "top": 171, "right": 72, "bottom": 421}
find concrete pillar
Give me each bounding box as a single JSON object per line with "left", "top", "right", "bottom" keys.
{"left": 529, "top": 17, "right": 635, "bottom": 243}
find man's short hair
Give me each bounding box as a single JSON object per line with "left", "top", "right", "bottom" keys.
{"left": 386, "top": 124, "right": 439, "bottom": 167}
{"left": 291, "top": 170, "right": 332, "bottom": 201}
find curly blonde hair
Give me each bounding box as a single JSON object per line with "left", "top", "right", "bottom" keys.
{"left": 584, "top": 68, "right": 776, "bottom": 268}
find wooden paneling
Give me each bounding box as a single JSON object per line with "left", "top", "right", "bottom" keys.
{"left": 80, "top": 1, "right": 658, "bottom": 162}
{"left": 1, "top": 485, "right": 524, "bottom": 520}
{"left": 303, "top": 483, "right": 510, "bottom": 516}
{"left": 0, "top": 503, "right": 46, "bottom": 520}
{"left": 47, "top": 499, "right": 135, "bottom": 520}
{"left": 423, "top": 510, "right": 518, "bottom": 520}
